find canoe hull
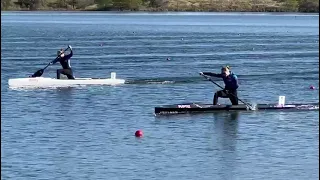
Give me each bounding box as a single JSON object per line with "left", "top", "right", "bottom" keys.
{"left": 8, "top": 72, "right": 125, "bottom": 88}
{"left": 154, "top": 103, "right": 319, "bottom": 115}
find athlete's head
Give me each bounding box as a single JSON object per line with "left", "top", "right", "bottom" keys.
{"left": 221, "top": 65, "right": 230, "bottom": 77}
{"left": 57, "top": 49, "right": 65, "bottom": 58}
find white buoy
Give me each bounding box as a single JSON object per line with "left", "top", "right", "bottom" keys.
{"left": 278, "top": 96, "right": 286, "bottom": 106}
{"left": 111, "top": 72, "right": 116, "bottom": 79}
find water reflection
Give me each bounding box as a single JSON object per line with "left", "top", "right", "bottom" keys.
{"left": 55, "top": 87, "right": 75, "bottom": 96}
{"left": 53, "top": 87, "right": 77, "bottom": 110}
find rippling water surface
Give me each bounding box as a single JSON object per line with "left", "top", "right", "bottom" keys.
{"left": 1, "top": 12, "right": 319, "bottom": 180}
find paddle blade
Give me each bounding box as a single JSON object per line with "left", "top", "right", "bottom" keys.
{"left": 250, "top": 103, "right": 257, "bottom": 111}
{"left": 30, "top": 69, "right": 44, "bottom": 77}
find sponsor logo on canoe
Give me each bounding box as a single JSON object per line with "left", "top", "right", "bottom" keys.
{"left": 178, "top": 105, "right": 191, "bottom": 108}
{"left": 296, "top": 105, "right": 319, "bottom": 109}
{"left": 29, "top": 79, "right": 38, "bottom": 82}
{"left": 159, "top": 111, "right": 179, "bottom": 114}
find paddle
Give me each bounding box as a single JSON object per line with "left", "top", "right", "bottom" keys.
{"left": 30, "top": 47, "right": 70, "bottom": 77}
{"left": 199, "top": 72, "right": 256, "bottom": 110}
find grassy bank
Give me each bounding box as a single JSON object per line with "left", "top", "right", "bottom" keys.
{"left": 1, "top": 0, "right": 319, "bottom": 13}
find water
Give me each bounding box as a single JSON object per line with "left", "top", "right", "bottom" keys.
{"left": 1, "top": 12, "right": 319, "bottom": 180}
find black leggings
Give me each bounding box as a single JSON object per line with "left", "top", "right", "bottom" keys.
{"left": 213, "top": 89, "right": 238, "bottom": 105}
{"left": 57, "top": 69, "right": 75, "bottom": 79}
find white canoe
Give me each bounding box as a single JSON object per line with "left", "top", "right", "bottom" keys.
{"left": 8, "top": 72, "right": 125, "bottom": 88}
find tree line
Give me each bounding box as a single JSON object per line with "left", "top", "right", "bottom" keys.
{"left": 1, "top": 0, "right": 319, "bottom": 13}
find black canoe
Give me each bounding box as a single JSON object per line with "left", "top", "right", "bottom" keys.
{"left": 154, "top": 102, "right": 319, "bottom": 115}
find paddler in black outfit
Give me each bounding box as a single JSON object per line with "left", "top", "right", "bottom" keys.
{"left": 50, "top": 45, "right": 75, "bottom": 79}
{"left": 200, "top": 66, "right": 239, "bottom": 105}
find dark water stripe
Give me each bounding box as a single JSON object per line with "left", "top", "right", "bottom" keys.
{"left": 1, "top": 37, "right": 317, "bottom": 44}
{"left": 1, "top": 34, "right": 318, "bottom": 41}
{"left": 125, "top": 76, "right": 319, "bottom": 85}
{"left": 1, "top": 34, "right": 319, "bottom": 41}
{"left": 1, "top": 51, "right": 318, "bottom": 60}
{"left": 2, "top": 20, "right": 319, "bottom": 28}
{"left": 1, "top": 42, "right": 318, "bottom": 51}
{"left": 2, "top": 67, "right": 318, "bottom": 84}
{"left": 1, "top": 33, "right": 318, "bottom": 41}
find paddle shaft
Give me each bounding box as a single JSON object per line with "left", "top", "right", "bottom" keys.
{"left": 42, "top": 61, "right": 53, "bottom": 71}
{"left": 200, "top": 73, "right": 254, "bottom": 109}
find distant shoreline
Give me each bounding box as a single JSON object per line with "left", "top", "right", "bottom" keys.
{"left": 2, "top": 0, "right": 319, "bottom": 13}
{"left": 2, "top": 10, "right": 319, "bottom": 14}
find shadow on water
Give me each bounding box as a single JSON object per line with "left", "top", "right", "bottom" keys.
{"left": 210, "top": 112, "right": 240, "bottom": 180}
{"left": 154, "top": 111, "right": 240, "bottom": 121}
{"left": 52, "top": 87, "right": 78, "bottom": 109}
{"left": 154, "top": 111, "right": 240, "bottom": 179}
{"left": 54, "top": 87, "right": 76, "bottom": 95}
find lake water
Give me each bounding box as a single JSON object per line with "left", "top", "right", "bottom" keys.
{"left": 1, "top": 11, "right": 319, "bottom": 180}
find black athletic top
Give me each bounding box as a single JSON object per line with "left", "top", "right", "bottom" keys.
{"left": 202, "top": 71, "right": 239, "bottom": 90}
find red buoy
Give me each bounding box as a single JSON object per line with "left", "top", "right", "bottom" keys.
{"left": 310, "top": 85, "right": 316, "bottom": 90}
{"left": 135, "top": 130, "right": 143, "bottom": 137}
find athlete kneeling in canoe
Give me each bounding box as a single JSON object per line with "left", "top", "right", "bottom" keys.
{"left": 50, "top": 45, "right": 75, "bottom": 79}
{"left": 200, "top": 66, "right": 239, "bottom": 105}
